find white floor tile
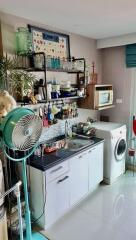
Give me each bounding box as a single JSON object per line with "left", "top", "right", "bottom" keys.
{"left": 45, "top": 172, "right": 136, "bottom": 240}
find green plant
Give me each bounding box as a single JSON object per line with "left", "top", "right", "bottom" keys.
{"left": 0, "top": 56, "right": 16, "bottom": 91}
{"left": 0, "top": 56, "right": 37, "bottom": 100}
{"left": 9, "top": 70, "right": 36, "bottom": 96}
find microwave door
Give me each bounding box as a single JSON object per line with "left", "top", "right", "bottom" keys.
{"left": 99, "top": 92, "right": 110, "bottom": 106}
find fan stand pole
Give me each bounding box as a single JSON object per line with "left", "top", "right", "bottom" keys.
{"left": 22, "top": 159, "right": 48, "bottom": 240}
{"left": 22, "top": 158, "right": 32, "bottom": 240}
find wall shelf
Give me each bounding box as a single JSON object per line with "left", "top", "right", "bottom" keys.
{"left": 47, "top": 68, "right": 84, "bottom": 74}
{"left": 15, "top": 67, "right": 84, "bottom": 74}
{"left": 95, "top": 104, "right": 115, "bottom": 111}
{"left": 18, "top": 96, "right": 86, "bottom": 106}
{"left": 38, "top": 96, "right": 86, "bottom": 103}
{"left": 15, "top": 52, "right": 86, "bottom": 106}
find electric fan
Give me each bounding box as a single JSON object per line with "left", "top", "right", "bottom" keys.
{"left": 0, "top": 107, "right": 48, "bottom": 240}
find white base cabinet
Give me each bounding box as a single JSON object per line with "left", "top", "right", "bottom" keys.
{"left": 46, "top": 173, "right": 70, "bottom": 227}
{"left": 88, "top": 143, "right": 104, "bottom": 190}
{"left": 69, "top": 151, "right": 88, "bottom": 206}
{"left": 30, "top": 142, "right": 104, "bottom": 229}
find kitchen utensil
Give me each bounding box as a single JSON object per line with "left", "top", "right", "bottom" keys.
{"left": 51, "top": 105, "right": 60, "bottom": 115}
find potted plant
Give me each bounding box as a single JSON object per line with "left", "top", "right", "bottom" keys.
{"left": 0, "top": 56, "right": 15, "bottom": 91}
{"left": 9, "top": 69, "right": 37, "bottom": 102}
{"left": 0, "top": 55, "right": 37, "bottom": 102}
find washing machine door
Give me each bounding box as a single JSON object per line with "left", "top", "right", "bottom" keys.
{"left": 115, "top": 138, "right": 127, "bottom": 161}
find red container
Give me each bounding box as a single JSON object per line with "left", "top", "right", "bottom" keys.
{"left": 133, "top": 119, "right": 136, "bottom": 136}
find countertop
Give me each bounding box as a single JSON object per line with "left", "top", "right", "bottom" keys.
{"left": 28, "top": 137, "right": 104, "bottom": 171}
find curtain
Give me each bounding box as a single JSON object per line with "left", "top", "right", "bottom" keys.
{"left": 126, "top": 44, "right": 136, "bottom": 68}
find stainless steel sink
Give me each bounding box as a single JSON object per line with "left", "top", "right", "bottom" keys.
{"left": 64, "top": 138, "right": 94, "bottom": 151}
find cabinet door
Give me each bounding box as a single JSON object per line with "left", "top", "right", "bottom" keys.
{"left": 45, "top": 173, "right": 70, "bottom": 227}
{"left": 88, "top": 143, "right": 104, "bottom": 190}
{"left": 69, "top": 151, "right": 88, "bottom": 206}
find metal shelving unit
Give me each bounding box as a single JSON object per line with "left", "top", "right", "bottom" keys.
{"left": 16, "top": 52, "right": 86, "bottom": 103}
{"left": 18, "top": 96, "right": 86, "bottom": 106}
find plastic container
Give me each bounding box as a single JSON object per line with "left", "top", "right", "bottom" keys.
{"left": 51, "top": 91, "right": 59, "bottom": 99}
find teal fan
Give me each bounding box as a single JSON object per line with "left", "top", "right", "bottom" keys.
{"left": 0, "top": 107, "right": 48, "bottom": 240}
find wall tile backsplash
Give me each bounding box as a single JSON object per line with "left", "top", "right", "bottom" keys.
{"left": 22, "top": 104, "right": 98, "bottom": 143}
{"left": 39, "top": 108, "right": 98, "bottom": 143}
{"left": 39, "top": 117, "right": 79, "bottom": 143}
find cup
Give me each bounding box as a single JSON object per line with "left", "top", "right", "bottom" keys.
{"left": 77, "top": 90, "right": 83, "bottom": 97}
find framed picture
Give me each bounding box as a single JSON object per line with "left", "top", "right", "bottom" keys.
{"left": 28, "top": 25, "right": 70, "bottom": 59}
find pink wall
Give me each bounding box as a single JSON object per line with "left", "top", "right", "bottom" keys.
{"left": 101, "top": 46, "right": 132, "bottom": 126}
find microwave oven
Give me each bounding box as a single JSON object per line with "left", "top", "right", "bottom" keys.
{"left": 94, "top": 85, "right": 113, "bottom": 109}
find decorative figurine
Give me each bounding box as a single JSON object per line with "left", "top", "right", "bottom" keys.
{"left": 90, "top": 62, "right": 97, "bottom": 85}
{"left": 0, "top": 91, "right": 16, "bottom": 118}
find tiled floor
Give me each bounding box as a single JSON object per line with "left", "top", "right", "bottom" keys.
{"left": 44, "top": 171, "right": 136, "bottom": 240}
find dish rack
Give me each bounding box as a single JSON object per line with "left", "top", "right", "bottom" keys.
{"left": 72, "top": 123, "right": 96, "bottom": 139}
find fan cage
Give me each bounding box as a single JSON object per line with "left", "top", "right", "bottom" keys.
{"left": 11, "top": 114, "right": 42, "bottom": 151}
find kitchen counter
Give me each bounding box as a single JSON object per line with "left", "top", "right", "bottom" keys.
{"left": 28, "top": 137, "right": 104, "bottom": 171}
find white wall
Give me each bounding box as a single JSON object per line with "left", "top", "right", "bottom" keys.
{"left": 0, "top": 11, "right": 102, "bottom": 83}
{"left": 101, "top": 46, "right": 132, "bottom": 127}
{"left": 0, "top": 11, "right": 102, "bottom": 121}
{"left": 97, "top": 33, "right": 136, "bottom": 49}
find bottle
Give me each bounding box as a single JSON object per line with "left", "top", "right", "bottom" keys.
{"left": 47, "top": 103, "right": 51, "bottom": 121}
{"left": 39, "top": 107, "right": 43, "bottom": 120}
{"left": 51, "top": 57, "right": 55, "bottom": 69}
{"left": 46, "top": 55, "right": 52, "bottom": 69}
{"left": 56, "top": 57, "right": 60, "bottom": 69}
{"left": 60, "top": 58, "right": 63, "bottom": 69}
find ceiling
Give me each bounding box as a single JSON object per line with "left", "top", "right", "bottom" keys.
{"left": 1, "top": 0, "right": 136, "bottom": 39}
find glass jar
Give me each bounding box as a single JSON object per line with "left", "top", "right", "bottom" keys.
{"left": 46, "top": 55, "right": 52, "bottom": 69}
{"left": 16, "top": 27, "right": 32, "bottom": 54}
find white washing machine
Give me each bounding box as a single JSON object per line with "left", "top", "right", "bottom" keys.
{"left": 92, "top": 122, "right": 127, "bottom": 184}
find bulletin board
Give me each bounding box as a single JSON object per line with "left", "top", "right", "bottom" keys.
{"left": 28, "top": 25, "right": 70, "bottom": 59}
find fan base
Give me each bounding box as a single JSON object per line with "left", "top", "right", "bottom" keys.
{"left": 24, "top": 232, "right": 49, "bottom": 240}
